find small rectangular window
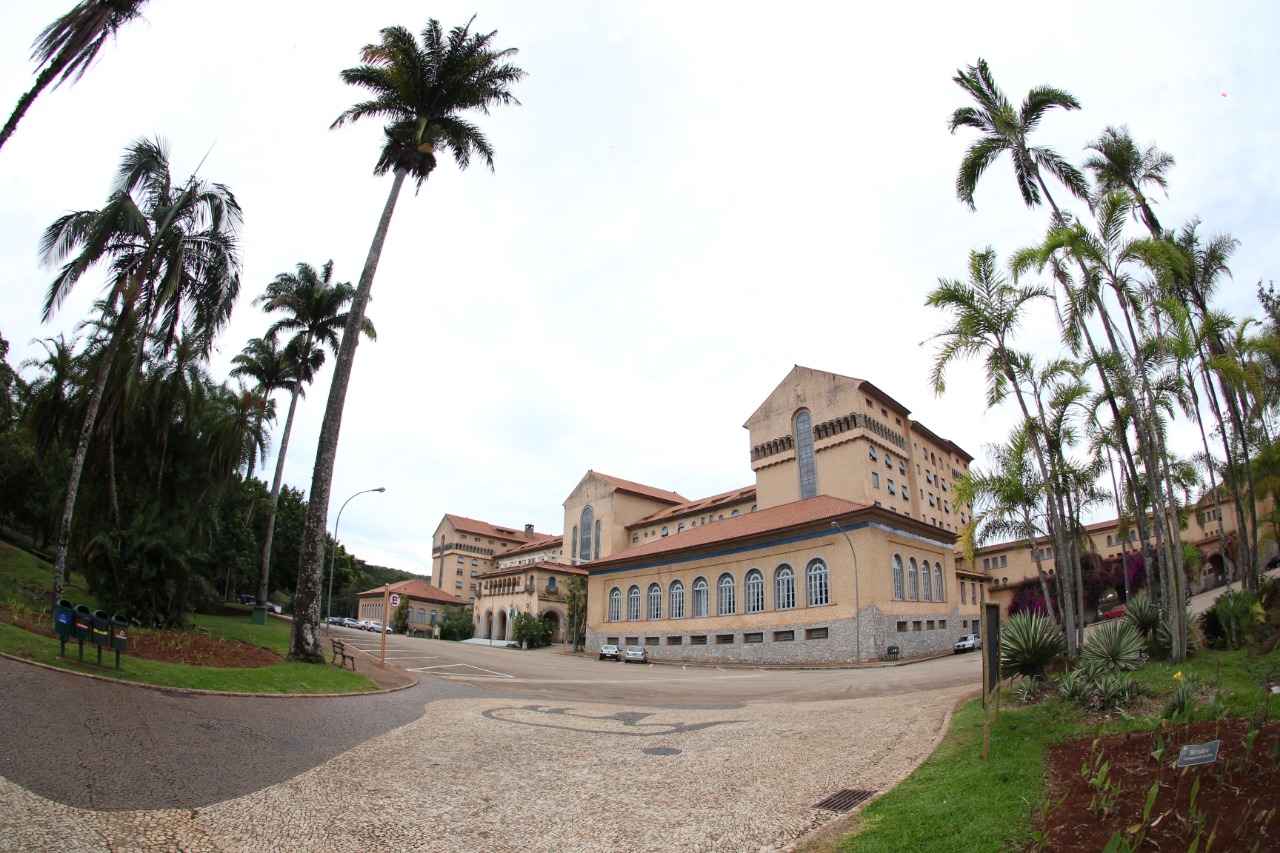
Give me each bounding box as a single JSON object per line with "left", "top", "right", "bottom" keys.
{"left": 896, "top": 620, "right": 908, "bottom": 632}
{"left": 773, "top": 630, "right": 795, "bottom": 642}
{"left": 926, "top": 620, "right": 935, "bottom": 630}
{"left": 690, "top": 635, "right": 707, "bottom": 645}
{"left": 645, "top": 636, "right": 659, "bottom": 646}
{"left": 744, "top": 632, "right": 764, "bottom": 644}
{"left": 805, "top": 627, "right": 829, "bottom": 640}
{"left": 869, "top": 446, "right": 878, "bottom": 460}
{"left": 872, "top": 472, "right": 880, "bottom": 488}
{"left": 607, "top": 637, "right": 619, "bottom": 645}
{"left": 625, "top": 636, "right": 639, "bottom": 646}
{"left": 939, "top": 619, "right": 947, "bottom": 629}
{"left": 666, "top": 636, "right": 683, "bottom": 645}
{"left": 887, "top": 479, "right": 896, "bottom": 496}
{"left": 716, "top": 634, "right": 735, "bottom": 645}
{"left": 912, "top": 621, "right": 922, "bottom": 632}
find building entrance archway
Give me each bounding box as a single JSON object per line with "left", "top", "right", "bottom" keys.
{"left": 496, "top": 609, "right": 507, "bottom": 642}
{"left": 542, "top": 609, "right": 562, "bottom": 643}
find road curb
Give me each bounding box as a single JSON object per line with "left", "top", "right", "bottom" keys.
{"left": 560, "top": 649, "right": 959, "bottom": 671}
{"left": 0, "top": 651, "right": 420, "bottom": 699}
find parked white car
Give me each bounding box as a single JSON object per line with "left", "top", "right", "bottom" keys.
{"left": 953, "top": 634, "right": 981, "bottom": 654}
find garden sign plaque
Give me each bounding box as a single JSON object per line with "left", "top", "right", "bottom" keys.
{"left": 1175, "top": 740, "right": 1220, "bottom": 768}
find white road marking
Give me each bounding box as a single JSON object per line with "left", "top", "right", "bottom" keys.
{"left": 408, "top": 663, "right": 514, "bottom": 679}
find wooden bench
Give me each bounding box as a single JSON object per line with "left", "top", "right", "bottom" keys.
{"left": 331, "top": 638, "right": 356, "bottom": 671}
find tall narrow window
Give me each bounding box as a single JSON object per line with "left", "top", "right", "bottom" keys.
{"left": 807, "top": 559, "right": 829, "bottom": 606}
{"left": 922, "top": 563, "right": 933, "bottom": 601}
{"left": 794, "top": 408, "right": 817, "bottom": 499}
{"left": 594, "top": 519, "right": 601, "bottom": 560}
{"left": 908, "top": 558, "right": 919, "bottom": 600}
{"left": 647, "top": 583, "right": 661, "bottom": 619}
{"left": 608, "top": 587, "right": 621, "bottom": 621}
{"left": 692, "top": 577, "right": 709, "bottom": 617}
{"left": 775, "top": 565, "right": 796, "bottom": 609}
{"left": 717, "top": 573, "right": 736, "bottom": 615}
{"left": 572, "top": 526, "right": 578, "bottom": 561}
{"left": 892, "top": 554, "right": 905, "bottom": 600}
{"left": 579, "top": 507, "right": 593, "bottom": 562}
{"left": 627, "top": 585, "right": 640, "bottom": 620}
{"left": 961, "top": 579, "right": 967, "bottom": 604}
{"left": 669, "top": 580, "right": 685, "bottom": 619}
{"left": 934, "top": 564, "right": 945, "bottom": 601}
{"left": 745, "top": 569, "right": 765, "bottom": 613}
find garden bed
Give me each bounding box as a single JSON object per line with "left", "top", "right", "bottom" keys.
{"left": 1040, "top": 719, "right": 1280, "bottom": 850}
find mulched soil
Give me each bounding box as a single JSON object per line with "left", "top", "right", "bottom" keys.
{"left": 1040, "top": 719, "right": 1280, "bottom": 851}
{"left": 5, "top": 608, "right": 281, "bottom": 668}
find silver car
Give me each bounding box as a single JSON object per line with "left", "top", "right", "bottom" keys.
{"left": 623, "top": 646, "right": 648, "bottom": 664}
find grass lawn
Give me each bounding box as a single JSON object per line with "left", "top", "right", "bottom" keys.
{"left": 840, "top": 645, "right": 1280, "bottom": 853}
{"left": 192, "top": 611, "right": 293, "bottom": 655}
{"left": 0, "top": 620, "right": 376, "bottom": 693}
{"left": 0, "top": 540, "right": 95, "bottom": 609}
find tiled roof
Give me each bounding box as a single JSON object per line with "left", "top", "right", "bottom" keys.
{"left": 481, "top": 560, "right": 588, "bottom": 579}
{"left": 591, "top": 495, "right": 876, "bottom": 567}
{"left": 356, "top": 578, "right": 466, "bottom": 605}
{"left": 502, "top": 535, "right": 564, "bottom": 558}
{"left": 442, "top": 514, "right": 553, "bottom": 544}
{"left": 588, "top": 470, "right": 687, "bottom": 505}
{"left": 628, "top": 486, "right": 757, "bottom": 528}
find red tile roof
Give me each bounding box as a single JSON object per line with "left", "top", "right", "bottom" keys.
{"left": 442, "top": 514, "right": 553, "bottom": 544}
{"left": 502, "top": 535, "right": 564, "bottom": 558}
{"left": 481, "top": 560, "right": 588, "bottom": 579}
{"left": 588, "top": 470, "right": 687, "bottom": 505}
{"left": 628, "top": 485, "right": 757, "bottom": 528}
{"left": 591, "top": 495, "right": 881, "bottom": 568}
{"left": 357, "top": 578, "right": 466, "bottom": 605}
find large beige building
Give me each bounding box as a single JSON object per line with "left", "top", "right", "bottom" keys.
{"left": 429, "top": 515, "right": 557, "bottom": 603}
{"left": 439, "top": 366, "right": 982, "bottom": 663}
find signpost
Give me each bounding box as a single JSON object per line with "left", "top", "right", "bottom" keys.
{"left": 379, "top": 586, "right": 395, "bottom": 666}
{"left": 980, "top": 602, "right": 1000, "bottom": 761}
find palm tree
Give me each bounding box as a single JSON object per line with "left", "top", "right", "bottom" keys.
{"left": 230, "top": 337, "right": 295, "bottom": 478}
{"left": 252, "top": 261, "right": 372, "bottom": 618}
{"left": 0, "top": 0, "right": 149, "bottom": 152}
{"left": 949, "top": 58, "right": 1088, "bottom": 213}
{"left": 39, "top": 137, "right": 241, "bottom": 600}
{"left": 146, "top": 333, "right": 204, "bottom": 493}
{"left": 21, "top": 335, "right": 79, "bottom": 462}
{"left": 289, "top": 18, "right": 524, "bottom": 661}
{"left": 1083, "top": 126, "right": 1175, "bottom": 237}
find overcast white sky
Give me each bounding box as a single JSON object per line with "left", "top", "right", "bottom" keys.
{"left": 2, "top": 2, "right": 1275, "bottom": 575}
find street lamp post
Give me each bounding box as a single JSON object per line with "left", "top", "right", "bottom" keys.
{"left": 831, "top": 521, "right": 862, "bottom": 662}
{"left": 326, "top": 487, "right": 386, "bottom": 623}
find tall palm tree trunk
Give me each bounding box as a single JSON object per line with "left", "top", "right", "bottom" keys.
{"left": 257, "top": 383, "right": 302, "bottom": 607}
{"left": 0, "top": 62, "right": 61, "bottom": 152}
{"left": 290, "top": 168, "right": 407, "bottom": 662}
{"left": 52, "top": 322, "right": 126, "bottom": 600}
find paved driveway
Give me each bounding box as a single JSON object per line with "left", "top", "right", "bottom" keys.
{"left": 0, "top": 635, "right": 982, "bottom": 852}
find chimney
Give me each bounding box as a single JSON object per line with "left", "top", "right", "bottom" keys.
{"left": 524, "top": 523, "right": 535, "bottom": 535}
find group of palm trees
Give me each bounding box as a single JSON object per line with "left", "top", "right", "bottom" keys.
{"left": 5, "top": 1, "right": 525, "bottom": 659}
{"left": 933, "top": 60, "right": 1279, "bottom": 663}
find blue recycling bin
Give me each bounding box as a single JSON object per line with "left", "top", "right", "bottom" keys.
{"left": 53, "top": 599, "right": 74, "bottom": 640}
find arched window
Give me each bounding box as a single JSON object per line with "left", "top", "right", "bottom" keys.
{"left": 647, "top": 583, "right": 662, "bottom": 620}
{"left": 775, "top": 565, "right": 796, "bottom": 610}
{"left": 807, "top": 559, "right": 829, "bottom": 606}
{"left": 608, "top": 587, "right": 621, "bottom": 622}
{"left": 908, "top": 558, "right": 920, "bottom": 600}
{"left": 579, "top": 507, "right": 594, "bottom": 562}
{"left": 594, "top": 519, "right": 602, "bottom": 560}
{"left": 627, "top": 585, "right": 640, "bottom": 621}
{"left": 961, "top": 579, "right": 967, "bottom": 604}
{"left": 892, "top": 554, "right": 904, "bottom": 600}
{"left": 669, "top": 580, "right": 685, "bottom": 619}
{"left": 934, "top": 564, "right": 945, "bottom": 601}
{"left": 572, "top": 526, "right": 579, "bottom": 561}
{"left": 717, "top": 573, "right": 736, "bottom": 615}
{"left": 794, "top": 408, "right": 818, "bottom": 499}
{"left": 745, "top": 569, "right": 765, "bottom": 613}
{"left": 922, "top": 562, "right": 933, "bottom": 601}
{"left": 692, "top": 577, "right": 709, "bottom": 617}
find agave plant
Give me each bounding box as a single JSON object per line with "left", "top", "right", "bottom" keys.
{"left": 1123, "top": 592, "right": 1160, "bottom": 642}
{"left": 1081, "top": 620, "right": 1146, "bottom": 673}
{"left": 1000, "top": 612, "right": 1066, "bottom": 681}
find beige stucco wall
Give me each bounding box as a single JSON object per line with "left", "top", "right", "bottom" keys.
{"left": 628, "top": 496, "right": 758, "bottom": 545}
{"left": 474, "top": 566, "right": 578, "bottom": 641}
{"left": 561, "top": 474, "right": 674, "bottom": 566}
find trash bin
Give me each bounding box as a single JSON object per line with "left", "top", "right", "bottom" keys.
{"left": 110, "top": 613, "right": 128, "bottom": 669}
{"left": 73, "top": 604, "right": 93, "bottom": 642}
{"left": 91, "top": 609, "right": 110, "bottom": 664}
{"left": 53, "top": 599, "right": 74, "bottom": 640}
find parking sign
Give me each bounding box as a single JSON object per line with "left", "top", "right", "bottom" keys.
{"left": 389, "top": 593, "right": 400, "bottom": 607}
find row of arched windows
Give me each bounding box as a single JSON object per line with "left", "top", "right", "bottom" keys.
{"left": 890, "top": 554, "right": 946, "bottom": 602}
{"left": 606, "top": 560, "right": 830, "bottom": 622}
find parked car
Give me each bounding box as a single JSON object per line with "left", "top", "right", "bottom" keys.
{"left": 623, "top": 646, "right": 648, "bottom": 664}
{"left": 953, "top": 634, "right": 980, "bottom": 654}
{"left": 1101, "top": 604, "right": 1127, "bottom": 620}
{"left": 341, "top": 618, "right": 360, "bottom": 629}
{"left": 237, "top": 594, "right": 254, "bottom": 605}
{"left": 262, "top": 602, "right": 282, "bottom": 615}
{"left": 598, "top": 643, "right": 622, "bottom": 661}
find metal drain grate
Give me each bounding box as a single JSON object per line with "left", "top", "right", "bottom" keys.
{"left": 812, "top": 789, "right": 876, "bottom": 812}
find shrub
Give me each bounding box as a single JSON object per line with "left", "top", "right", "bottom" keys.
{"left": 1059, "top": 664, "right": 1141, "bottom": 712}
{"left": 1081, "top": 620, "right": 1145, "bottom": 673}
{"left": 1000, "top": 612, "right": 1065, "bottom": 681}
{"left": 1151, "top": 609, "right": 1198, "bottom": 659}
{"left": 1163, "top": 675, "right": 1198, "bottom": 720}
{"left": 438, "top": 606, "right": 474, "bottom": 641}
{"left": 1123, "top": 592, "right": 1160, "bottom": 642}
{"left": 512, "top": 612, "right": 553, "bottom": 648}
{"left": 1209, "top": 589, "right": 1263, "bottom": 649}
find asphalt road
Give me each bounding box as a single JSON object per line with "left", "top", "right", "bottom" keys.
{"left": 1, "top": 630, "right": 983, "bottom": 812}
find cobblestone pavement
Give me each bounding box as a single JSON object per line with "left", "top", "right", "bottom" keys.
{"left": 1, "top": 641, "right": 981, "bottom": 852}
